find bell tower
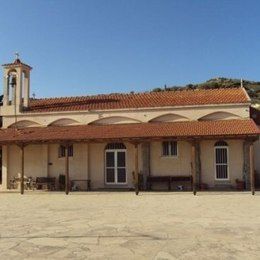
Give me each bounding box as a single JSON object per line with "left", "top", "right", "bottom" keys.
{"left": 2, "top": 54, "right": 32, "bottom": 112}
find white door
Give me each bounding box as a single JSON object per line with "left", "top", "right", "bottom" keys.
{"left": 105, "top": 149, "right": 126, "bottom": 184}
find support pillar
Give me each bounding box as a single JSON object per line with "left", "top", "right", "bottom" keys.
{"left": 191, "top": 142, "right": 196, "bottom": 195}
{"left": 87, "top": 143, "right": 91, "bottom": 191}
{"left": 249, "top": 143, "right": 255, "bottom": 195}
{"left": 18, "top": 144, "right": 25, "bottom": 195}
{"left": 243, "top": 140, "right": 251, "bottom": 190}
{"left": 65, "top": 144, "right": 70, "bottom": 195}
{"left": 134, "top": 143, "right": 139, "bottom": 195}
{"left": 141, "top": 142, "right": 150, "bottom": 190}
{"left": 1, "top": 145, "right": 8, "bottom": 190}
{"left": 42, "top": 144, "right": 49, "bottom": 177}
{"left": 195, "top": 141, "right": 201, "bottom": 188}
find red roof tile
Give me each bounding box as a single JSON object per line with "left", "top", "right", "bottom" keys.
{"left": 0, "top": 119, "right": 258, "bottom": 144}
{"left": 2, "top": 59, "right": 32, "bottom": 69}
{"left": 27, "top": 88, "right": 250, "bottom": 113}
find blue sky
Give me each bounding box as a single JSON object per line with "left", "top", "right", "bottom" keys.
{"left": 0, "top": 0, "right": 260, "bottom": 98}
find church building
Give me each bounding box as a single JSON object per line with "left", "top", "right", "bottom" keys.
{"left": 0, "top": 57, "right": 259, "bottom": 194}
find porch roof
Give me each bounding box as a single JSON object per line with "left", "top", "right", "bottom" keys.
{"left": 0, "top": 119, "right": 259, "bottom": 145}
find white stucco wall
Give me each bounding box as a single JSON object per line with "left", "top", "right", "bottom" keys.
{"left": 150, "top": 141, "right": 191, "bottom": 176}
{"left": 200, "top": 139, "right": 244, "bottom": 187}
{"left": 1, "top": 103, "right": 250, "bottom": 128}
{"left": 7, "top": 144, "right": 48, "bottom": 183}
{"left": 198, "top": 111, "right": 241, "bottom": 121}
{"left": 0, "top": 139, "right": 246, "bottom": 191}
{"left": 48, "top": 143, "right": 89, "bottom": 183}
{"left": 149, "top": 139, "right": 244, "bottom": 189}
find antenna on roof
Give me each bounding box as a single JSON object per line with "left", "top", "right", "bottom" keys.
{"left": 240, "top": 78, "right": 243, "bottom": 88}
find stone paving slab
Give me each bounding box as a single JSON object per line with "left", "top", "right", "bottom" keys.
{"left": 0, "top": 192, "right": 259, "bottom": 259}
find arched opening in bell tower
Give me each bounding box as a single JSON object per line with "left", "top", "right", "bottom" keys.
{"left": 7, "top": 70, "right": 17, "bottom": 105}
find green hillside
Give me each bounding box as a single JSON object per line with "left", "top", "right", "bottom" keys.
{"left": 152, "top": 78, "right": 260, "bottom": 106}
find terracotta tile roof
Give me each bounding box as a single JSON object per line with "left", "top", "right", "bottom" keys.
{"left": 0, "top": 119, "right": 258, "bottom": 144}
{"left": 27, "top": 88, "right": 250, "bottom": 113}
{"left": 2, "top": 59, "right": 32, "bottom": 69}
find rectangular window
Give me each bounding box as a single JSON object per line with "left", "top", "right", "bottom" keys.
{"left": 58, "top": 145, "right": 73, "bottom": 158}
{"left": 162, "top": 141, "right": 178, "bottom": 157}
{"left": 68, "top": 145, "right": 73, "bottom": 157}
{"left": 58, "top": 146, "right": 65, "bottom": 158}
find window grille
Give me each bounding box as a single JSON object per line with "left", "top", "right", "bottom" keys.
{"left": 162, "top": 141, "right": 178, "bottom": 157}
{"left": 214, "top": 141, "right": 228, "bottom": 180}
{"left": 215, "top": 141, "right": 228, "bottom": 147}
{"left": 58, "top": 145, "right": 73, "bottom": 158}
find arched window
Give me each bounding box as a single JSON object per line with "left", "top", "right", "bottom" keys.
{"left": 215, "top": 141, "right": 228, "bottom": 147}
{"left": 105, "top": 143, "right": 126, "bottom": 184}
{"left": 214, "top": 141, "right": 229, "bottom": 180}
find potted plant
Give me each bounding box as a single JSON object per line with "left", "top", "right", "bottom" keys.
{"left": 59, "top": 174, "right": 65, "bottom": 191}
{"left": 235, "top": 179, "right": 245, "bottom": 190}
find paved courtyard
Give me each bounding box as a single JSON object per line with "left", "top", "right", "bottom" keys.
{"left": 0, "top": 192, "right": 259, "bottom": 259}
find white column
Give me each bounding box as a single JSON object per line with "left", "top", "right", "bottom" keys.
{"left": 1, "top": 145, "right": 9, "bottom": 190}
{"left": 15, "top": 68, "right": 22, "bottom": 112}
{"left": 3, "top": 72, "right": 9, "bottom": 106}
{"left": 23, "top": 74, "right": 30, "bottom": 107}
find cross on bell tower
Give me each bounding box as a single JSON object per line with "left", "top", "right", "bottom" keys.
{"left": 2, "top": 54, "right": 32, "bottom": 111}
{"left": 15, "top": 52, "right": 19, "bottom": 60}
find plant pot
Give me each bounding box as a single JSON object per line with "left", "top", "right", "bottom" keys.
{"left": 200, "top": 183, "right": 208, "bottom": 190}
{"left": 236, "top": 180, "right": 245, "bottom": 191}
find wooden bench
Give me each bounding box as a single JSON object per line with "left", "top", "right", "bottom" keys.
{"left": 147, "top": 176, "right": 172, "bottom": 190}
{"left": 36, "top": 177, "right": 56, "bottom": 190}
{"left": 147, "top": 175, "right": 192, "bottom": 191}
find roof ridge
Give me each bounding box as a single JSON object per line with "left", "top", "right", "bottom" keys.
{"left": 26, "top": 87, "right": 249, "bottom": 113}
{"left": 30, "top": 87, "right": 242, "bottom": 101}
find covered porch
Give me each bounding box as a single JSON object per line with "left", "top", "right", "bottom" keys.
{"left": 0, "top": 119, "right": 259, "bottom": 195}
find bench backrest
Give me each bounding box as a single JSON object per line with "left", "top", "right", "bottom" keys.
{"left": 36, "top": 177, "right": 56, "bottom": 183}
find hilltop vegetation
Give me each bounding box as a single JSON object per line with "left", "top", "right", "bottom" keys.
{"left": 152, "top": 78, "right": 260, "bottom": 106}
